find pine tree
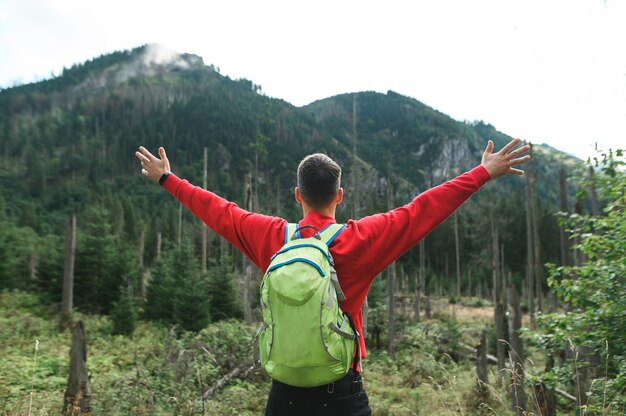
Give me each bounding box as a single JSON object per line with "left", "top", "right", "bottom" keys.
{"left": 110, "top": 287, "right": 137, "bottom": 336}
{"left": 144, "top": 251, "right": 176, "bottom": 324}
{"left": 208, "top": 255, "right": 242, "bottom": 322}
{"left": 172, "top": 241, "right": 211, "bottom": 332}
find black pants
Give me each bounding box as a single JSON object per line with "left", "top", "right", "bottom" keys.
{"left": 264, "top": 370, "right": 371, "bottom": 416}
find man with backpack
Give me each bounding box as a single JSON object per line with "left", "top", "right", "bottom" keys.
{"left": 135, "top": 138, "right": 530, "bottom": 415}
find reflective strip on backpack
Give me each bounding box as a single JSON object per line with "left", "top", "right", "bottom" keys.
{"left": 266, "top": 257, "right": 326, "bottom": 277}
{"left": 270, "top": 243, "right": 333, "bottom": 263}
{"left": 285, "top": 223, "right": 298, "bottom": 244}
{"left": 319, "top": 224, "right": 347, "bottom": 247}
{"left": 330, "top": 268, "right": 346, "bottom": 301}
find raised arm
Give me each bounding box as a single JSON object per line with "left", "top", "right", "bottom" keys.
{"left": 134, "top": 146, "right": 284, "bottom": 270}
{"left": 346, "top": 138, "right": 531, "bottom": 277}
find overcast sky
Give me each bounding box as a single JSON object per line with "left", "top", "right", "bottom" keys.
{"left": 1, "top": 0, "right": 624, "bottom": 160}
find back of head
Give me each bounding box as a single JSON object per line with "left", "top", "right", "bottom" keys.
{"left": 297, "top": 153, "right": 342, "bottom": 210}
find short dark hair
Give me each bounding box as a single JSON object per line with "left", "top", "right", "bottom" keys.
{"left": 297, "top": 153, "right": 341, "bottom": 209}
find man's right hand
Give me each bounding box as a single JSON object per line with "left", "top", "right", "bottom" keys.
{"left": 481, "top": 138, "right": 531, "bottom": 180}
{"left": 135, "top": 146, "right": 171, "bottom": 183}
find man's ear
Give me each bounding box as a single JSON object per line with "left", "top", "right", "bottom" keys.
{"left": 335, "top": 188, "right": 344, "bottom": 205}
{"left": 295, "top": 187, "right": 302, "bottom": 204}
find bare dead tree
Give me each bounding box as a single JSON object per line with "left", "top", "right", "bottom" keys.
{"left": 558, "top": 168, "right": 572, "bottom": 268}
{"left": 525, "top": 162, "right": 536, "bottom": 328}
{"left": 156, "top": 231, "right": 162, "bottom": 260}
{"left": 534, "top": 354, "right": 557, "bottom": 416}
{"left": 491, "top": 215, "right": 506, "bottom": 385}
{"left": 177, "top": 204, "right": 182, "bottom": 249}
{"left": 138, "top": 229, "right": 146, "bottom": 302}
{"left": 202, "top": 147, "right": 208, "bottom": 275}
{"left": 454, "top": 211, "right": 461, "bottom": 299}
{"left": 63, "top": 321, "right": 92, "bottom": 416}
{"left": 243, "top": 173, "right": 254, "bottom": 324}
{"left": 386, "top": 184, "right": 396, "bottom": 360}
{"left": 61, "top": 215, "right": 76, "bottom": 324}
{"left": 529, "top": 160, "right": 543, "bottom": 312}
{"left": 421, "top": 238, "right": 431, "bottom": 320}
{"left": 476, "top": 330, "right": 489, "bottom": 396}
{"left": 351, "top": 94, "right": 369, "bottom": 338}
{"left": 414, "top": 271, "right": 421, "bottom": 323}
{"left": 587, "top": 166, "right": 600, "bottom": 217}
{"left": 508, "top": 286, "right": 526, "bottom": 415}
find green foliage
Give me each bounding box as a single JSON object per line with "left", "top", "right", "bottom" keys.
{"left": 0, "top": 221, "right": 39, "bottom": 285}
{"left": 208, "top": 255, "right": 242, "bottom": 322}
{"left": 171, "top": 242, "right": 211, "bottom": 332}
{"left": 110, "top": 288, "right": 137, "bottom": 336}
{"left": 145, "top": 240, "right": 211, "bottom": 331}
{"left": 74, "top": 205, "right": 136, "bottom": 314}
{"left": 534, "top": 149, "right": 626, "bottom": 413}
{"left": 144, "top": 253, "right": 176, "bottom": 323}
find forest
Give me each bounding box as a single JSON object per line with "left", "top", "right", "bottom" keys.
{"left": 0, "top": 44, "right": 624, "bottom": 415}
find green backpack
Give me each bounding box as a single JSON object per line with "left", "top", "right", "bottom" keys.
{"left": 258, "top": 223, "right": 358, "bottom": 387}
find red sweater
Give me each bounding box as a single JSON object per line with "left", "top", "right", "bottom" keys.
{"left": 163, "top": 165, "right": 491, "bottom": 359}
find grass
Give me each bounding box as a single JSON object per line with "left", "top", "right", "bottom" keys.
{"left": 5, "top": 290, "right": 621, "bottom": 415}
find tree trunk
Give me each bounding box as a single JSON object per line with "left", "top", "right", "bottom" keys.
{"left": 529, "top": 161, "right": 543, "bottom": 312}
{"left": 558, "top": 168, "right": 572, "bottom": 268}
{"left": 156, "top": 231, "right": 162, "bottom": 260}
{"left": 454, "top": 212, "right": 461, "bottom": 299}
{"left": 534, "top": 354, "right": 557, "bottom": 416}
{"left": 352, "top": 95, "right": 369, "bottom": 337}
{"left": 63, "top": 321, "right": 92, "bottom": 416}
{"left": 420, "top": 236, "right": 430, "bottom": 320}
{"left": 202, "top": 147, "right": 208, "bottom": 275}
{"left": 138, "top": 229, "right": 146, "bottom": 302}
{"left": 29, "top": 253, "right": 37, "bottom": 281}
{"left": 476, "top": 330, "right": 489, "bottom": 394}
{"left": 177, "top": 204, "right": 183, "bottom": 248}
{"left": 386, "top": 184, "right": 396, "bottom": 359}
{"left": 420, "top": 239, "right": 428, "bottom": 320}
{"left": 587, "top": 166, "right": 600, "bottom": 216}
{"left": 61, "top": 215, "right": 76, "bottom": 321}
{"left": 201, "top": 363, "right": 257, "bottom": 400}
{"left": 243, "top": 174, "right": 254, "bottom": 324}
{"left": 508, "top": 286, "right": 526, "bottom": 415}
{"left": 361, "top": 297, "right": 369, "bottom": 339}
{"left": 387, "top": 264, "right": 396, "bottom": 360}
{"left": 491, "top": 217, "right": 506, "bottom": 385}
{"left": 525, "top": 168, "right": 536, "bottom": 328}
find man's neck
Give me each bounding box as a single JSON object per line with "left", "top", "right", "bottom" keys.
{"left": 301, "top": 205, "right": 336, "bottom": 219}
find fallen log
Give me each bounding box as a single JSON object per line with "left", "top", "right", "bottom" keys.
{"left": 201, "top": 362, "right": 257, "bottom": 400}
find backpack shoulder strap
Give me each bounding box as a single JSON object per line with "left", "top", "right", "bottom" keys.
{"left": 319, "top": 223, "right": 346, "bottom": 247}
{"left": 284, "top": 223, "right": 300, "bottom": 243}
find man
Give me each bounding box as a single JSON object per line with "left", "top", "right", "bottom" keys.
{"left": 135, "top": 138, "right": 530, "bottom": 415}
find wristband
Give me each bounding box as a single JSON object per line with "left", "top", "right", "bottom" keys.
{"left": 159, "top": 172, "right": 171, "bottom": 186}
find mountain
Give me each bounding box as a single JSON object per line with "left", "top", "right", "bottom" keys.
{"left": 0, "top": 44, "right": 582, "bottom": 311}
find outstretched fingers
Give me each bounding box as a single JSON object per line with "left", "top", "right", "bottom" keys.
{"left": 137, "top": 146, "right": 157, "bottom": 161}
{"left": 510, "top": 154, "right": 531, "bottom": 165}
{"left": 484, "top": 140, "right": 494, "bottom": 155}
{"left": 499, "top": 138, "right": 522, "bottom": 155}
{"left": 506, "top": 144, "right": 531, "bottom": 160}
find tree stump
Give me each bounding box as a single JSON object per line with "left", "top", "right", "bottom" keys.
{"left": 63, "top": 321, "right": 92, "bottom": 416}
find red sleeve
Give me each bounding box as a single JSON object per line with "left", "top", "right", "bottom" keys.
{"left": 348, "top": 165, "right": 491, "bottom": 277}
{"left": 162, "top": 174, "right": 285, "bottom": 270}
